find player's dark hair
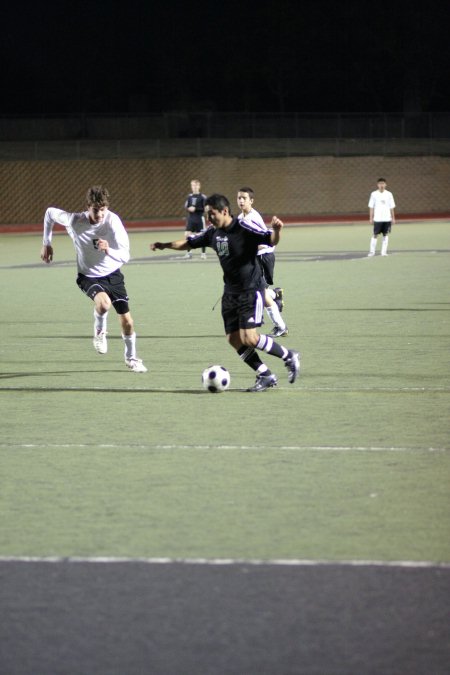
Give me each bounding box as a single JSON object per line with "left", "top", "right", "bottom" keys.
{"left": 377, "top": 178, "right": 386, "bottom": 183}
{"left": 238, "top": 187, "right": 254, "bottom": 198}
{"left": 86, "top": 185, "right": 110, "bottom": 208}
{"left": 205, "top": 193, "right": 230, "bottom": 211}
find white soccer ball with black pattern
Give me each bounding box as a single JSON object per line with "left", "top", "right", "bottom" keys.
{"left": 202, "top": 365, "right": 231, "bottom": 393}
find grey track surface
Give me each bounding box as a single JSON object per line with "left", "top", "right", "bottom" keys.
{"left": 1, "top": 560, "right": 449, "bottom": 675}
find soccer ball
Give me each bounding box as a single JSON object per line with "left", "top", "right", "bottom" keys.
{"left": 202, "top": 365, "right": 230, "bottom": 393}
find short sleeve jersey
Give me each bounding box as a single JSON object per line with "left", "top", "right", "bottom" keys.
{"left": 188, "top": 217, "right": 273, "bottom": 293}
{"left": 368, "top": 190, "right": 396, "bottom": 222}
{"left": 185, "top": 192, "right": 207, "bottom": 227}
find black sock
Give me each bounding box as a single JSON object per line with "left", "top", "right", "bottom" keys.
{"left": 237, "top": 345, "right": 269, "bottom": 373}
{"left": 256, "top": 334, "right": 288, "bottom": 359}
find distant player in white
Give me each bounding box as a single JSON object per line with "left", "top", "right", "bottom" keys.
{"left": 368, "top": 178, "right": 396, "bottom": 256}
{"left": 40, "top": 185, "right": 147, "bottom": 372}
{"left": 237, "top": 188, "right": 288, "bottom": 337}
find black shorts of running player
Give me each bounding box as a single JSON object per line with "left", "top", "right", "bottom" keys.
{"left": 221, "top": 288, "right": 265, "bottom": 334}
{"left": 257, "top": 251, "right": 275, "bottom": 287}
{"left": 76, "top": 270, "right": 130, "bottom": 314}
{"left": 373, "top": 221, "right": 392, "bottom": 236}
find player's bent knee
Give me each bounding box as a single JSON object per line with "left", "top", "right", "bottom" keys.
{"left": 95, "top": 293, "right": 111, "bottom": 313}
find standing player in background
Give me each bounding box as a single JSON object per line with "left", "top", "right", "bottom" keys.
{"left": 40, "top": 185, "right": 147, "bottom": 373}
{"left": 183, "top": 179, "right": 207, "bottom": 259}
{"left": 151, "top": 193, "right": 300, "bottom": 392}
{"left": 368, "top": 178, "right": 396, "bottom": 257}
{"left": 237, "top": 187, "right": 288, "bottom": 337}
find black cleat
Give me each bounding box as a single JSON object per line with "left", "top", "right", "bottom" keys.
{"left": 273, "top": 287, "right": 284, "bottom": 313}
{"left": 284, "top": 350, "right": 300, "bottom": 384}
{"left": 272, "top": 325, "right": 289, "bottom": 337}
{"left": 247, "top": 372, "right": 278, "bottom": 392}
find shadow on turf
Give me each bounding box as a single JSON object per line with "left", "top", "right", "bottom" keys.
{"left": 34, "top": 335, "right": 225, "bottom": 339}
{"left": 0, "top": 372, "right": 251, "bottom": 393}
{"left": 0, "top": 371, "right": 120, "bottom": 379}
{"left": 0, "top": 386, "right": 209, "bottom": 393}
{"left": 325, "top": 307, "right": 449, "bottom": 312}
{"left": 0, "top": 384, "right": 253, "bottom": 394}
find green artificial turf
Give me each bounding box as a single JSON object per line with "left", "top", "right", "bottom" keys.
{"left": 1, "top": 222, "right": 449, "bottom": 561}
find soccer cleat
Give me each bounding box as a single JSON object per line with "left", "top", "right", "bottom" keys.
{"left": 125, "top": 358, "right": 148, "bottom": 373}
{"left": 247, "top": 372, "right": 278, "bottom": 392}
{"left": 201, "top": 252, "right": 207, "bottom": 260}
{"left": 272, "top": 325, "right": 289, "bottom": 337}
{"left": 367, "top": 252, "right": 375, "bottom": 257}
{"left": 273, "top": 287, "right": 284, "bottom": 312}
{"left": 182, "top": 251, "right": 192, "bottom": 259}
{"left": 284, "top": 350, "right": 300, "bottom": 384}
{"left": 93, "top": 331, "right": 107, "bottom": 354}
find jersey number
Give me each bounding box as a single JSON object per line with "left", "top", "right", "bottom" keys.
{"left": 217, "top": 241, "right": 229, "bottom": 257}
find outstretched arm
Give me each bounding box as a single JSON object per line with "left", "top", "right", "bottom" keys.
{"left": 150, "top": 239, "right": 190, "bottom": 252}
{"left": 269, "top": 216, "right": 283, "bottom": 246}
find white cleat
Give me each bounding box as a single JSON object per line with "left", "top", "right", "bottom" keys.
{"left": 367, "top": 252, "right": 375, "bottom": 257}
{"left": 93, "top": 331, "right": 107, "bottom": 354}
{"left": 125, "top": 358, "right": 148, "bottom": 373}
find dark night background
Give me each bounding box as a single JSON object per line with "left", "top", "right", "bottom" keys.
{"left": 2, "top": 0, "right": 450, "bottom": 116}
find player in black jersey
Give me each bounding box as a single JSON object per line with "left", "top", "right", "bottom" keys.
{"left": 150, "top": 193, "right": 300, "bottom": 391}
{"left": 183, "top": 179, "right": 207, "bottom": 259}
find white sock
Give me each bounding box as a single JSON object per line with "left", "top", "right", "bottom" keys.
{"left": 266, "top": 305, "right": 286, "bottom": 330}
{"left": 369, "top": 237, "right": 377, "bottom": 255}
{"left": 122, "top": 332, "right": 136, "bottom": 360}
{"left": 94, "top": 309, "right": 108, "bottom": 334}
{"left": 267, "top": 288, "right": 276, "bottom": 300}
{"left": 381, "top": 236, "right": 389, "bottom": 255}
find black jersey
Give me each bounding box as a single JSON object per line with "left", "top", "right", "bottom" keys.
{"left": 188, "top": 217, "right": 273, "bottom": 293}
{"left": 184, "top": 192, "right": 207, "bottom": 227}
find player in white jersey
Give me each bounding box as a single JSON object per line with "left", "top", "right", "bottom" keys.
{"left": 237, "top": 188, "right": 288, "bottom": 337}
{"left": 40, "top": 185, "right": 147, "bottom": 372}
{"left": 367, "top": 178, "right": 396, "bottom": 257}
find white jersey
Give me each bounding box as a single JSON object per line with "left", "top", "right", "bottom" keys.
{"left": 43, "top": 207, "right": 130, "bottom": 277}
{"left": 368, "top": 189, "right": 396, "bottom": 221}
{"left": 238, "top": 207, "right": 274, "bottom": 255}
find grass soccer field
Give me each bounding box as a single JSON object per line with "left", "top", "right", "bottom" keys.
{"left": 0, "top": 221, "right": 449, "bottom": 562}
{"left": 1, "top": 220, "right": 450, "bottom": 674}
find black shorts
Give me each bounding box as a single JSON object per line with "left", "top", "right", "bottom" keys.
{"left": 373, "top": 221, "right": 392, "bottom": 236}
{"left": 222, "top": 288, "right": 265, "bottom": 334}
{"left": 257, "top": 252, "right": 275, "bottom": 286}
{"left": 186, "top": 220, "right": 204, "bottom": 233}
{"left": 76, "top": 270, "right": 130, "bottom": 314}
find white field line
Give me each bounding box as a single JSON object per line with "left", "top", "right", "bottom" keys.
{"left": 0, "top": 556, "right": 449, "bottom": 569}
{"left": 0, "top": 443, "right": 448, "bottom": 452}
{"left": 1, "top": 385, "right": 450, "bottom": 392}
